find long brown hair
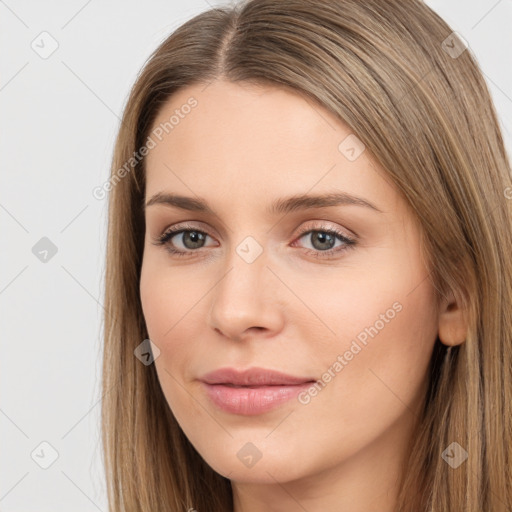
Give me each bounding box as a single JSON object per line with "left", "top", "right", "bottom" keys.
{"left": 101, "top": 0, "right": 512, "bottom": 510}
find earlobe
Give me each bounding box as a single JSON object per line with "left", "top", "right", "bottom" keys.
{"left": 437, "top": 291, "right": 467, "bottom": 346}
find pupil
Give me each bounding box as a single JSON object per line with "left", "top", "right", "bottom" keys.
{"left": 184, "top": 231, "right": 205, "bottom": 249}
{"left": 313, "top": 232, "right": 334, "bottom": 250}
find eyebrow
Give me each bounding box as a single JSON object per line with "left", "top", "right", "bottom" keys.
{"left": 143, "top": 191, "right": 383, "bottom": 215}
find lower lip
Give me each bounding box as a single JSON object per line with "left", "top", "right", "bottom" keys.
{"left": 201, "top": 382, "right": 313, "bottom": 415}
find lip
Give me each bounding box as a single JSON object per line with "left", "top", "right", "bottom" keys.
{"left": 199, "top": 367, "right": 316, "bottom": 415}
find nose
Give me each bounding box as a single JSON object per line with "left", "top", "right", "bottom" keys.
{"left": 207, "top": 247, "right": 285, "bottom": 342}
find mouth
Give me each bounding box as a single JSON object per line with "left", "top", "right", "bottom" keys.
{"left": 200, "top": 366, "right": 316, "bottom": 386}
{"left": 199, "top": 367, "right": 316, "bottom": 415}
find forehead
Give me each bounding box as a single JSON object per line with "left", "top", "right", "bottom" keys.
{"left": 148, "top": 79, "right": 340, "bottom": 158}
{"left": 144, "top": 79, "right": 402, "bottom": 217}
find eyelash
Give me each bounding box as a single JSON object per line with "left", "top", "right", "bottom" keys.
{"left": 151, "top": 222, "right": 357, "bottom": 260}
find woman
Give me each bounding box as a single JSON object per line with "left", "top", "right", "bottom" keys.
{"left": 101, "top": 0, "right": 512, "bottom": 510}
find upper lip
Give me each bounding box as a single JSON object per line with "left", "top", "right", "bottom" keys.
{"left": 200, "top": 367, "right": 316, "bottom": 386}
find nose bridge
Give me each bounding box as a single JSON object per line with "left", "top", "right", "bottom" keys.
{"left": 217, "top": 233, "right": 270, "bottom": 306}
{"left": 207, "top": 233, "right": 283, "bottom": 339}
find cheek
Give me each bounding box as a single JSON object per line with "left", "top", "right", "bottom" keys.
{"left": 140, "top": 258, "right": 199, "bottom": 340}
{"left": 297, "top": 241, "right": 438, "bottom": 412}
{"left": 139, "top": 259, "right": 208, "bottom": 386}
{"left": 140, "top": 261, "right": 205, "bottom": 419}
{"left": 314, "top": 272, "right": 438, "bottom": 426}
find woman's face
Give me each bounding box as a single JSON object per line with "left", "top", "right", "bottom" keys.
{"left": 140, "top": 80, "right": 440, "bottom": 504}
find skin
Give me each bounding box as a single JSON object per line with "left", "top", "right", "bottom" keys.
{"left": 139, "top": 79, "right": 467, "bottom": 512}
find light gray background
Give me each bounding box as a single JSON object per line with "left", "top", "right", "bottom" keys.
{"left": 1, "top": 0, "right": 511, "bottom": 510}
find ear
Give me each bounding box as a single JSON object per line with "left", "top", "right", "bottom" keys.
{"left": 438, "top": 289, "right": 467, "bottom": 346}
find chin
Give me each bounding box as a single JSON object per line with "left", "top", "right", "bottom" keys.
{"left": 200, "top": 446, "right": 308, "bottom": 484}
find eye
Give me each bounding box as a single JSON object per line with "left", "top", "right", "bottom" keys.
{"left": 151, "top": 221, "right": 357, "bottom": 260}
{"left": 292, "top": 223, "right": 357, "bottom": 259}
{"left": 151, "top": 223, "right": 216, "bottom": 257}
